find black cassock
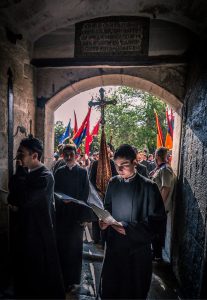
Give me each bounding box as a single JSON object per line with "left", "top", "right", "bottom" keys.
{"left": 100, "top": 173, "right": 166, "bottom": 299}
{"left": 8, "top": 165, "right": 65, "bottom": 299}
{"left": 54, "top": 164, "right": 91, "bottom": 288}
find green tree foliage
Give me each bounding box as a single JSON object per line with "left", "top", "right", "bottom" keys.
{"left": 104, "top": 87, "right": 167, "bottom": 153}
{"left": 90, "top": 136, "right": 100, "bottom": 153}
{"left": 54, "top": 121, "right": 66, "bottom": 151}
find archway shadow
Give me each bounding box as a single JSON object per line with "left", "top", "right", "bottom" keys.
{"left": 172, "top": 177, "right": 206, "bottom": 298}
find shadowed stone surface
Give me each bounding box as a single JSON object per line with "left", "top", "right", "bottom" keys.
{"left": 67, "top": 240, "right": 180, "bottom": 300}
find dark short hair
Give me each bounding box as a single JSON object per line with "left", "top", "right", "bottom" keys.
{"left": 156, "top": 147, "right": 168, "bottom": 161}
{"left": 114, "top": 144, "right": 136, "bottom": 161}
{"left": 20, "top": 136, "right": 43, "bottom": 160}
{"left": 131, "top": 146, "right": 138, "bottom": 154}
{"left": 107, "top": 142, "right": 115, "bottom": 152}
{"left": 63, "top": 144, "right": 77, "bottom": 154}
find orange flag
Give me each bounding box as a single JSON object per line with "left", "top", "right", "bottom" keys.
{"left": 165, "top": 109, "right": 173, "bottom": 149}
{"left": 165, "top": 132, "right": 173, "bottom": 149}
{"left": 154, "top": 110, "right": 164, "bottom": 148}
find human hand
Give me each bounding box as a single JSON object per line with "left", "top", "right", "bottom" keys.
{"left": 112, "top": 222, "right": 126, "bottom": 235}
{"left": 63, "top": 200, "right": 72, "bottom": 204}
{"left": 99, "top": 220, "right": 110, "bottom": 230}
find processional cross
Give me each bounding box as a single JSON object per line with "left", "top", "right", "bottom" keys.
{"left": 88, "top": 88, "right": 117, "bottom": 128}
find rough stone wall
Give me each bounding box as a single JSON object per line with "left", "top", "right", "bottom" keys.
{"left": 172, "top": 62, "right": 207, "bottom": 298}
{"left": 36, "top": 65, "right": 186, "bottom": 102}
{"left": 0, "top": 26, "right": 35, "bottom": 286}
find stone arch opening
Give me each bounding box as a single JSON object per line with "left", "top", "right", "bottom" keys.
{"left": 44, "top": 74, "right": 183, "bottom": 260}
{"left": 45, "top": 74, "right": 182, "bottom": 172}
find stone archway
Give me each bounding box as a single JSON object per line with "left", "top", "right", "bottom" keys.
{"left": 44, "top": 74, "right": 182, "bottom": 172}
{"left": 43, "top": 73, "right": 182, "bottom": 260}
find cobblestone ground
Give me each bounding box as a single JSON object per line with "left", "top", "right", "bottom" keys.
{"left": 66, "top": 241, "right": 103, "bottom": 300}
{"left": 0, "top": 226, "right": 180, "bottom": 300}
{"left": 66, "top": 226, "right": 181, "bottom": 300}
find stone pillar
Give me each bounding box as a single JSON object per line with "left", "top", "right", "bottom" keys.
{"left": 44, "top": 105, "right": 54, "bottom": 168}
{"left": 36, "top": 97, "right": 47, "bottom": 161}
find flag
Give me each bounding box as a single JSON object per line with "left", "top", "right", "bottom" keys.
{"left": 165, "top": 132, "right": 173, "bottom": 150}
{"left": 73, "top": 108, "right": 91, "bottom": 148}
{"left": 96, "top": 127, "right": 112, "bottom": 198}
{"left": 165, "top": 108, "right": 173, "bottom": 149}
{"left": 85, "top": 118, "right": 101, "bottom": 155}
{"left": 73, "top": 110, "right": 78, "bottom": 135}
{"left": 85, "top": 112, "right": 92, "bottom": 156}
{"left": 170, "top": 108, "right": 174, "bottom": 132}
{"left": 92, "top": 118, "right": 101, "bottom": 136}
{"left": 154, "top": 110, "right": 164, "bottom": 148}
{"left": 59, "top": 119, "right": 71, "bottom": 144}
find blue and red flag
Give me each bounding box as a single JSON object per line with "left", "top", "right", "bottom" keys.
{"left": 73, "top": 108, "right": 91, "bottom": 148}
{"left": 59, "top": 119, "right": 71, "bottom": 144}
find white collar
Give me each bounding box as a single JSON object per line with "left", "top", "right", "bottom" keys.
{"left": 29, "top": 163, "right": 43, "bottom": 173}
{"left": 67, "top": 162, "right": 77, "bottom": 170}
{"left": 118, "top": 172, "right": 137, "bottom": 183}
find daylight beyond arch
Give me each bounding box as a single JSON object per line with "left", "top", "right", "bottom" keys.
{"left": 47, "top": 75, "right": 182, "bottom": 114}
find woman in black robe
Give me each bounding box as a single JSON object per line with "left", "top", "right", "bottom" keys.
{"left": 99, "top": 144, "right": 166, "bottom": 299}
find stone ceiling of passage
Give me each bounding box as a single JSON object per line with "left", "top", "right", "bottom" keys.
{"left": 0, "top": 0, "right": 207, "bottom": 42}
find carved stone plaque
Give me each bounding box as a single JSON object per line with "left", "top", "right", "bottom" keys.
{"left": 75, "top": 16, "right": 149, "bottom": 58}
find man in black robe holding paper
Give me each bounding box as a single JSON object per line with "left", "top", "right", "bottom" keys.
{"left": 99, "top": 144, "right": 166, "bottom": 299}
{"left": 8, "top": 137, "right": 65, "bottom": 299}
{"left": 54, "top": 144, "right": 91, "bottom": 292}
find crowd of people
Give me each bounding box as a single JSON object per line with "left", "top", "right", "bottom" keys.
{"left": 8, "top": 136, "right": 174, "bottom": 299}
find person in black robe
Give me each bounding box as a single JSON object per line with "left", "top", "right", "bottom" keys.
{"left": 99, "top": 144, "right": 166, "bottom": 299}
{"left": 54, "top": 144, "right": 91, "bottom": 291}
{"left": 52, "top": 157, "right": 66, "bottom": 174}
{"left": 136, "top": 162, "right": 148, "bottom": 177}
{"left": 8, "top": 137, "right": 65, "bottom": 299}
{"left": 52, "top": 145, "right": 66, "bottom": 174}
{"left": 132, "top": 146, "right": 148, "bottom": 178}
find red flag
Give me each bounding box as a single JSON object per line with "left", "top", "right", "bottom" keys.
{"left": 85, "top": 118, "right": 101, "bottom": 155}
{"left": 92, "top": 119, "right": 101, "bottom": 136}
{"left": 154, "top": 110, "right": 164, "bottom": 148}
{"left": 73, "top": 108, "right": 91, "bottom": 148}
{"left": 73, "top": 110, "right": 78, "bottom": 135}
